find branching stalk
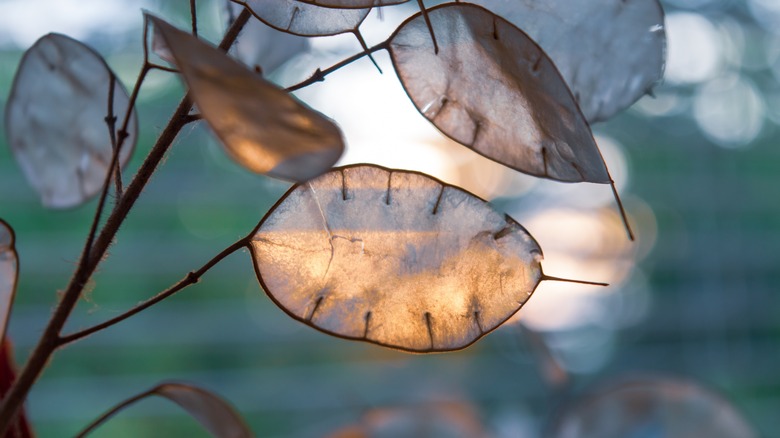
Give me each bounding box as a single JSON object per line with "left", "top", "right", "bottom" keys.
{"left": 0, "top": 9, "right": 252, "bottom": 433}
{"left": 0, "top": 8, "right": 390, "bottom": 432}
{"left": 59, "top": 236, "right": 251, "bottom": 346}
{"left": 286, "top": 41, "right": 388, "bottom": 92}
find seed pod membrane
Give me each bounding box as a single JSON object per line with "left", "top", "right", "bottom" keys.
{"left": 5, "top": 33, "right": 137, "bottom": 208}
{"left": 251, "top": 165, "right": 544, "bottom": 352}
{"left": 150, "top": 15, "right": 344, "bottom": 182}
{"left": 388, "top": 4, "right": 610, "bottom": 184}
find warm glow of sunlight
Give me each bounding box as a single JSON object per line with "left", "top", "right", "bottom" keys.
{"left": 513, "top": 208, "right": 643, "bottom": 331}
{"left": 665, "top": 12, "right": 722, "bottom": 84}
{"left": 298, "top": 54, "right": 461, "bottom": 182}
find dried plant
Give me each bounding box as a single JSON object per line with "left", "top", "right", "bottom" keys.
{"left": 0, "top": 0, "right": 666, "bottom": 435}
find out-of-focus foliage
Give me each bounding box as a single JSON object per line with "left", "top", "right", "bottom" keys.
{"left": 551, "top": 376, "right": 755, "bottom": 438}
{"left": 0, "top": 220, "right": 18, "bottom": 345}
{"left": 83, "top": 382, "right": 253, "bottom": 438}
{"left": 151, "top": 15, "right": 345, "bottom": 182}
{"left": 325, "top": 401, "right": 487, "bottom": 438}
{"left": 4, "top": 33, "right": 137, "bottom": 208}
{"left": 388, "top": 4, "right": 611, "bottom": 184}
{"left": 251, "top": 164, "right": 543, "bottom": 352}
{"left": 146, "top": 383, "right": 253, "bottom": 438}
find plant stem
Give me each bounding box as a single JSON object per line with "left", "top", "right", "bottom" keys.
{"left": 75, "top": 387, "right": 157, "bottom": 437}
{"left": 285, "top": 41, "right": 388, "bottom": 92}
{"left": 0, "top": 9, "right": 252, "bottom": 433}
{"left": 189, "top": 0, "right": 198, "bottom": 37}
{"left": 105, "top": 75, "right": 123, "bottom": 197}
{"left": 59, "top": 236, "right": 251, "bottom": 346}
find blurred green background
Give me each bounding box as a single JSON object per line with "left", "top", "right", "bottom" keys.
{"left": 1, "top": 0, "right": 779, "bottom": 436}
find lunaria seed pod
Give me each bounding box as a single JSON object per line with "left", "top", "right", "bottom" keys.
{"left": 250, "top": 165, "right": 604, "bottom": 352}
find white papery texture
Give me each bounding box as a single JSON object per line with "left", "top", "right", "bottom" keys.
{"left": 389, "top": 4, "right": 610, "bottom": 184}
{"left": 299, "top": 0, "right": 408, "bottom": 8}
{"left": 252, "top": 165, "right": 543, "bottom": 352}
{"left": 0, "top": 220, "right": 17, "bottom": 344}
{"left": 5, "top": 33, "right": 137, "bottom": 208}
{"left": 238, "top": 0, "right": 369, "bottom": 36}
{"left": 469, "top": 0, "right": 666, "bottom": 122}
{"left": 227, "top": 1, "right": 309, "bottom": 75}
{"left": 151, "top": 16, "right": 344, "bottom": 181}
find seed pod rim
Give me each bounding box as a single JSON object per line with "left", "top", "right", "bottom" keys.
{"left": 248, "top": 163, "right": 545, "bottom": 353}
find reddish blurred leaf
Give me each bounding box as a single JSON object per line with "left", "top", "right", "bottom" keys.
{"left": 0, "top": 220, "right": 18, "bottom": 346}
{"left": 79, "top": 382, "right": 252, "bottom": 438}
{"left": 251, "top": 164, "right": 546, "bottom": 352}
{"left": 150, "top": 15, "right": 344, "bottom": 182}
{"left": 4, "top": 34, "right": 137, "bottom": 208}
{"left": 388, "top": 4, "right": 610, "bottom": 184}
{"left": 518, "top": 324, "right": 568, "bottom": 389}
{"left": 234, "top": 0, "right": 369, "bottom": 37}
{"left": 0, "top": 340, "right": 33, "bottom": 438}
{"left": 468, "top": 0, "right": 666, "bottom": 122}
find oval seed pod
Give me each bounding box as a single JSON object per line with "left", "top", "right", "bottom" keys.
{"left": 468, "top": 0, "right": 666, "bottom": 122}
{"left": 226, "top": 1, "right": 309, "bottom": 75}
{"left": 150, "top": 15, "right": 344, "bottom": 182}
{"left": 387, "top": 3, "right": 610, "bottom": 184}
{"left": 552, "top": 376, "right": 756, "bottom": 438}
{"left": 4, "top": 33, "right": 137, "bottom": 209}
{"left": 250, "top": 164, "right": 583, "bottom": 353}
{"left": 235, "top": 0, "right": 370, "bottom": 37}
{"left": 0, "top": 220, "right": 19, "bottom": 345}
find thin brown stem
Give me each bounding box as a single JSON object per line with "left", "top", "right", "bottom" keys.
{"left": 417, "top": 0, "right": 439, "bottom": 54}
{"left": 189, "top": 0, "right": 198, "bottom": 37}
{"left": 142, "top": 14, "right": 151, "bottom": 62}
{"left": 75, "top": 388, "right": 157, "bottom": 437}
{"left": 105, "top": 75, "right": 123, "bottom": 197}
{"left": 109, "top": 61, "right": 150, "bottom": 211}
{"left": 540, "top": 274, "right": 609, "bottom": 287}
{"left": 148, "top": 63, "right": 179, "bottom": 74}
{"left": 352, "top": 30, "right": 382, "bottom": 74}
{"left": 82, "top": 78, "right": 123, "bottom": 258}
{"left": 611, "top": 180, "right": 634, "bottom": 241}
{"left": 182, "top": 113, "right": 202, "bottom": 125}
{"left": 60, "top": 236, "right": 251, "bottom": 346}
{"left": 286, "top": 41, "right": 388, "bottom": 92}
{"left": 0, "top": 9, "right": 252, "bottom": 434}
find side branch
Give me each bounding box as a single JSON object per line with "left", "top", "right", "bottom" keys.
{"left": 59, "top": 236, "right": 252, "bottom": 346}
{"left": 286, "top": 41, "right": 389, "bottom": 92}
